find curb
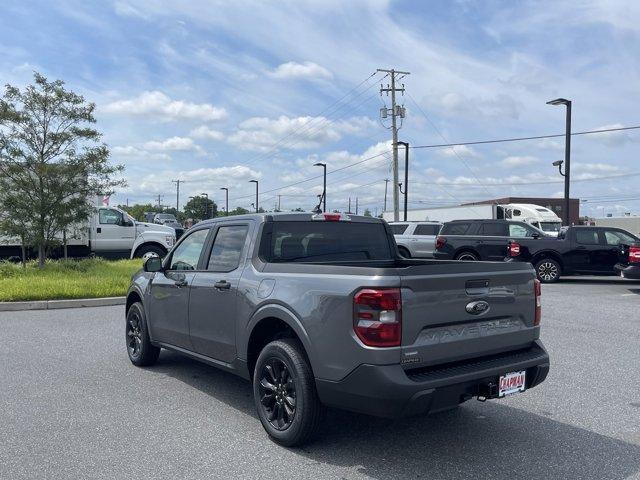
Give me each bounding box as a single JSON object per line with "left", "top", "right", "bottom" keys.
{"left": 0, "top": 296, "right": 126, "bottom": 312}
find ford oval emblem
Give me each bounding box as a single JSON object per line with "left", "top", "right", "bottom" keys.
{"left": 466, "top": 300, "right": 490, "bottom": 315}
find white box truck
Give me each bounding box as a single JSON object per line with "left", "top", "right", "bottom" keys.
{"left": 0, "top": 206, "right": 176, "bottom": 260}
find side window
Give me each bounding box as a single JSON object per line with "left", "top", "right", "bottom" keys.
{"left": 390, "top": 224, "right": 409, "bottom": 235}
{"left": 207, "top": 225, "right": 249, "bottom": 272}
{"left": 604, "top": 230, "right": 636, "bottom": 246}
{"left": 508, "top": 223, "right": 533, "bottom": 238}
{"left": 575, "top": 230, "right": 599, "bottom": 245}
{"left": 480, "top": 223, "right": 508, "bottom": 236}
{"left": 441, "top": 223, "right": 471, "bottom": 235}
{"left": 168, "top": 229, "right": 210, "bottom": 271}
{"left": 414, "top": 224, "right": 440, "bottom": 236}
{"left": 99, "top": 209, "right": 122, "bottom": 225}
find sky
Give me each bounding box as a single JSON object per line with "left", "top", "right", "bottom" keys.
{"left": 1, "top": 0, "right": 639, "bottom": 216}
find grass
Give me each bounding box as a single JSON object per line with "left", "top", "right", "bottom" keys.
{"left": 0, "top": 258, "right": 143, "bottom": 302}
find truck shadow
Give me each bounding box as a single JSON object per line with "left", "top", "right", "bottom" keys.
{"left": 153, "top": 351, "right": 640, "bottom": 480}
{"left": 558, "top": 276, "right": 640, "bottom": 285}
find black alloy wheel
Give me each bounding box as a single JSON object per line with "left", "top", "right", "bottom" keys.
{"left": 126, "top": 309, "right": 143, "bottom": 360}
{"left": 258, "top": 358, "right": 297, "bottom": 431}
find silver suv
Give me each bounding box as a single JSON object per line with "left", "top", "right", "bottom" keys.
{"left": 389, "top": 221, "right": 442, "bottom": 258}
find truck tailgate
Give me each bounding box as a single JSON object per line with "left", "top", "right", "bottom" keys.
{"left": 398, "top": 261, "right": 538, "bottom": 370}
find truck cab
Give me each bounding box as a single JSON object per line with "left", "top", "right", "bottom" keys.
{"left": 502, "top": 204, "right": 562, "bottom": 236}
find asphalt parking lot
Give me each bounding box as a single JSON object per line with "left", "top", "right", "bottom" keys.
{"left": 1, "top": 277, "right": 639, "bottom": 480}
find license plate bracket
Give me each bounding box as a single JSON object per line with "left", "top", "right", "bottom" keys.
{"left": 499, "top": 370, "right": 526, "bottom": 397}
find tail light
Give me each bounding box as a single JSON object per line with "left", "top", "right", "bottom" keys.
{"left": 629, "top": 246, "right": 640, "bottom": 263}
{"left": 353, "top": 288, "right": 402, "bottom": 347}
{"left": 435, "top": 236, "right": 447, "bottom": 250}
{"left": 534, "top": 279, "right": 542, "bottom": 326}
{"left": 509, "top": 241, "right": 521, "bottom": 257}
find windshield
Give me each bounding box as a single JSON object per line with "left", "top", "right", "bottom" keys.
{"left": 156, "top": 214, "right": 175, "bottom": 220}
{"left": 540, "top": 222, "right": 561, "bottom": 233}
{"left": 264, "top": 221, "right": 393, "bottom": 262}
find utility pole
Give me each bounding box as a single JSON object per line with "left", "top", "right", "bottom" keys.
{"left": 378, "top": 68, "right": 409, "bottom": 221}
{"left": 249, "top": 180, "right": 259, "bottom": 212}
{"left": 155, "top": 194, "right": 163, "bottom": 209}
{"left": 383, "top": 178, "right": 389, "bottom": 213}
{"left": 547, "top": 98, "right": 572, "bottom": 226}
{"left": 220, "top": 187, "right": 229, "bottom": 216}
{"left": 348, "top": 197, "right": 351, "bottom": 214}
{"left": 277, "top": 195, "right": 282, "bottom": 211}
{"left": 355, "top": 197, "right": 359, "bottom": 215}
{"left": 171, "top": 179, "right": 184, "bottom": 211}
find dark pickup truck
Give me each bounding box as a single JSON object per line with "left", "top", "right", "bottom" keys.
{"left": 434, "top": 220, "right": 640, "bottom": 283}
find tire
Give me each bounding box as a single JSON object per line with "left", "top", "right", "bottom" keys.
{"left": 535, "top": 258, "right": 561, "bottom": 283}
{"left": 455, "top": 251, "right": 479, "bottom": 261}
{"left": 126, "top": 302, "right": 160, "bottom": 367}
{"left": 134, "top": 244, "right": 166, "bottom": 261}
{"left": 253, "top": 339, "right": 324, "bottom": 447}
{"left": 398, "top": 246, "right": 411, "bottom": 258}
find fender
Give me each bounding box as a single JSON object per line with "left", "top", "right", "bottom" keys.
{"left": 241, "top": 303, "right": 316, "bottom": 367}
{"left": 130, "top": 232, "right": 172, "bottom": 259}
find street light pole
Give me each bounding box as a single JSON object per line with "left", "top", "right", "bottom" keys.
{"left": 249, "top": 180, "right": 259, "bottom": 212}
{"left": 201, "top": 192, "right": 209, "bottom": 219}
{"left": 397, "top": 141, "right": 409, "bottom": 221}
{"left": 313, "top": 162, "right": 327, "bottom": 212}
{"left": 220, "top": 187, "right": 228, "bottom": 216}
{"left": 547, "top": 98, "right": 572, "bottom": 226}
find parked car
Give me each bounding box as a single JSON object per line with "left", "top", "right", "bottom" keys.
{"left": 126, "top": 212, "right": 549, "bottom": 446}
{"left": 388, "top": 221, "right": 442, "bottom": 258}
{"left": 434, "top": 219, "right": 640, "bottom": 283}
{"left": 0, "top": 206, "right": 175, "bottom": 260}
{"left": 152, "top": 213, "right": 184, "bottom": 240}
{"left": 614, "top": 242, "right": 640, "bottom": 279}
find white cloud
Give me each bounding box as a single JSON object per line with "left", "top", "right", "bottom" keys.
{"left": 189, "top": 125, "right": 225, "bottom": 141}
{"left": 143, "top": 136, "right": 197, "bottom": 151}
{"left": 227, "top": 115, "right": 376, "bottom": 152}
{"left": 500, "top": 155, "right": 539, "bottom": 167}
{"left": 588, "top": 124, "right": 635, "bottom": 147}
{"left": 437, "top": 145, "right": 480, "bottom": 158}
{"left": 111, "top": 145, "right": 171, "bottom": 161}
{"left": 268, "top": 61, "right": 333, "bottom": 80}
{"left": 573, "top": 162, "right": 620, "bottom": 172}
{"left": 103, "top": 91, "right": 227, "bottom": 122}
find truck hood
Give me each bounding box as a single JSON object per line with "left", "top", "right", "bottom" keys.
{"left": 135, "top": 222, "right": 175, "bottom": 236}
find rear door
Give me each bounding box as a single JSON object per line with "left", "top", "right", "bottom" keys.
{"left": 477, "top": 222, "right": 509, "bottom": 261}
{"left": 399, "top": 262, "right": 538, "bottom": 369}
{"left": 188, "top": 223, "right": 251, "bottom": 362}
{"left": 411, "top": 223, "right": 441, "bottom": 257}
{"left": 568, "top": 228, "right": 603, "bottom": 272}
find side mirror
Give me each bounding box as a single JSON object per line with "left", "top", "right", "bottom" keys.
{"left": 143, "top": 256, "right": 163, "bottom": 273}
{"left": 532, "top": 232, "right": 540, "bottom": 239}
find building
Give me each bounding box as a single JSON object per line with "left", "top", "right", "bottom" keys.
{"left": 464, "top": 197, "right": 580, "bottom": 225}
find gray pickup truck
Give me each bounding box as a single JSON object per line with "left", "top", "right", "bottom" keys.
{"left": 125, "top": 212, "right": 549, "bottom": 446}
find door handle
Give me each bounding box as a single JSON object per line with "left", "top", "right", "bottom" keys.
{"left": 576, "top": 246, "right": 586, "bottom": 250}
{"left": 97, "top": 227, "right": 101, "bottom": 233}
{"left": 214, "top": 280, "right": 231, "bottom": 290}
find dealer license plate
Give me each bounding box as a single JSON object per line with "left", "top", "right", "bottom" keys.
{"left": 499, "top": 370, "right": 526, "bottom": 397}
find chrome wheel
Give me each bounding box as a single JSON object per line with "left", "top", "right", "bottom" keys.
{"left": 456, "top": 253, "right": 478, "bottom": 261}
{"left": 258, "top": 358, "right": 296, "bottom": 431}
{"left": 126, "top": 310, "right": 143, "bottom": 359}
{"left": 537, "top": 261, "right": 559, "bottom": 282}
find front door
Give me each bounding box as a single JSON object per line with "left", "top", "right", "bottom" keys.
{"left": 94, "top": 208, "right": 136, "bottom": 252}
{"left": 147, "top": 228, "right": 211, "bottom": 349}
{"left": 188, "top": 223, "right": 251, "bottom": 363}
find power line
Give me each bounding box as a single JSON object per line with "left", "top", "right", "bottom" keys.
{"left": 410, "top": 171, "right": 640, "bottom": 187}
{"left": 410, "top": 125, "right": 640, "bottom": 149}
{"left": 406, "top": 92, "right": 495, "bottom": 198}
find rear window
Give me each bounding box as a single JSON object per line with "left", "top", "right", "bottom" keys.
{"left": 414, "top": 224, "right": 440, "bottom": 236}
{"left": 440, "top": 222, "right": 471, "bottom": 235}
{"left": 390, "top": 224, "right": 409, "bottom": 235}
{"left": 575, "top": 229, "right": 599, "bottom": 245}
{"left": 264, "top": 221, "right": 393, "bottom": 262}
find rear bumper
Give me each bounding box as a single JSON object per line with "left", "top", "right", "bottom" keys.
{"left": 614, "top": 263, "right": 640, "bottom": 279}
{"left": 315, "top": 340, "right": 550, "bottom": 418}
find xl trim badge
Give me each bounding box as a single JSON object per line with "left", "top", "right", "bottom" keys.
{"left": 466, "top": 300, "right": 490, "bottom": 315}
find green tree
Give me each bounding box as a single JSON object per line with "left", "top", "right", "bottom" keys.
{"left": 228, "top": 206, "right": 250, "bottom": 216}
{"left": 118, "top": 203, "right": 160, "bottom": 222}
{"left": 184, "top": 195, "right": 217, "bottom": 220}
{"left": 363, "top": 208, "right": 372, "bottom": 217}
{"left": 0, "top": 73, "right": 124, "bottom": 267}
